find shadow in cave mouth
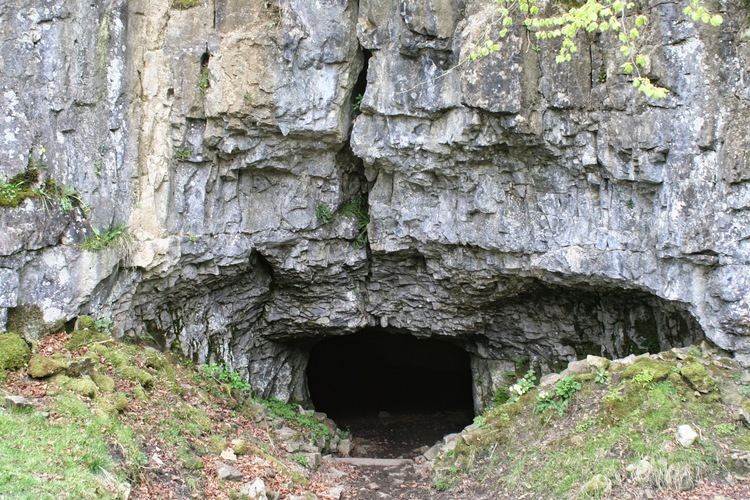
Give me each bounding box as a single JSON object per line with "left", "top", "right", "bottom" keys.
{"left": 307, "top": 328, "right": 474, "bottom": 458}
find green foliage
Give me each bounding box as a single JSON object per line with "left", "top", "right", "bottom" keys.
{"left": 198, "top": 67, "right": 210, "bottom": 92}
{"left": 95, "top": 317, "right": 114, "bottom": 333}
{"left": 509, "top": 369, "right": 537, "bottom": 401}
{"left": 0, "top": 167, "right": 40, "bottom": 208}
{"left": 352, "top": 93, "right": 364, "bottom": 114}
{"left": 492, "top": 386, "right": 511, "bottom": 406}
{"left": 474, "top": 0, "right": 723, "bottom": 98}
{"left": 0, "top": 333, "right": 30, "bottom": 371}
{"left": 315, "top": 203, "right": 333, "bottom": 224}
{"left": 172, "top": 0, "right": 201, "bottom": 9}
{"left": 292, "top": 453, "right": 309, "bottom": 467}
{"left": 81, "top": 225, "right": 131, "bottom": 252}
{"left": 201, "top": 363, "right": 252, "bottom": 395}
{"left": 259, "top": 399, "right": 332, "bottom": 441}
{"left": 535, "top": 376, "right": 581, "bottom": 415}
{"left": 0, "top": 179, "right": 32, "bottom": 207}
{"left": 575, "top": 418, "right": 595, "bottom": 433}
{"left": 341, "top": 196, "right": 370, "bottom": 248}
{"left": 594, "top": 367, "right": 610, "bottom": 384}
{"left": 633, "top": 368, "right": 655, "bottom": 387}
{"left": 715, "top": 423, "right": 736, "bottom": 437}
{"left": 66, "top": 318, "right": 108, "bottom": 350}
{"left": 174, "top": 147, "right": 192, "bottom": 161}
{"left": 434, "top": 478, "right": 451, "bottom": 491}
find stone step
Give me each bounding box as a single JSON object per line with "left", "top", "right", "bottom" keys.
{"left": 324, "top": 457, "right": 412, "bottom": 467}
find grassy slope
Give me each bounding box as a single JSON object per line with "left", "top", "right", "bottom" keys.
{"left": 0, "top": 329, "right": 339, "bottom": 499}
{"left": 433, "top": 346, "right": 750, "bottom": 499}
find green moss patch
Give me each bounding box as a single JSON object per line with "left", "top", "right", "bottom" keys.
{"left": 680, "top": 362, "right": 717, "bottom": 393}
{"left": 118, "top": 366, "right": 154, "bottom": 388}
{"left": 91, "top": 373, "right": 116, "bottom": 393}
{"left": 0, "top": 333, "right": 30, "bottom": 371}
{"left": 621, "top": 358, "right": 673, "bottom": 382}
{"left": 434, "top": 350, "right": 750, "bottom": 498}
{"left": 27, "top": 354, "right": 67, "bottom": 379}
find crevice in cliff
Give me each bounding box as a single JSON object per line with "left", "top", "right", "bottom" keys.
{"left": 351, "top": 48, "right": 371, "bottom": 118}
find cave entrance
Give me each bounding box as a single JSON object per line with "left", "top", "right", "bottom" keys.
{"left": 307, "top": 328, "right": 474, "bottom": 458}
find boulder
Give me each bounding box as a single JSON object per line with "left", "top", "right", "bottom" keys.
{"left": 27, "top": 354, "right": 66, "bottom": 378}
{"left": 4, "top": 395, "right": 36, "bottom": 410}
{"left": 217, "top": 462, "right": 243, "bottom": 481}
{"left": 676, "top": 425, "right": 698, "bottom": 447}
{"left": 238, "top": 478, "right": 268, "bottom": 500}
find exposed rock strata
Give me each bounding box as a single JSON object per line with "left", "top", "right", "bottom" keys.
{"left": 1, "top": 0, "right": 749, "bottom": 409}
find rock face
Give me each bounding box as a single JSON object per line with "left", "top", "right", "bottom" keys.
{"left": 1, "top": 1, "right": 749, "bottom": 410}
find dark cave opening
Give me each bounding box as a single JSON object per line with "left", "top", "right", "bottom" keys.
{"left": 306, "top": 328, "right": 474, "bottom": 458}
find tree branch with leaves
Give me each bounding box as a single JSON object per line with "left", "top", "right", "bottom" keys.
{"left": 470, "top": 0, "right": 724, "bottom": 98}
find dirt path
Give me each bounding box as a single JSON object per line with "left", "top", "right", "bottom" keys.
{"left": 330, "top": 459, "right": 434, "bottom": 499}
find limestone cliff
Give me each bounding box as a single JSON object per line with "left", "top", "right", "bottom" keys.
{"left": 1, "top": 0, "right": 749, "bottom": 409}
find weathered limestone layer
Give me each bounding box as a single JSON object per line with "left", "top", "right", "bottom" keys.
{"left": 1, "top": 0, "right": 749, "bottom": 408}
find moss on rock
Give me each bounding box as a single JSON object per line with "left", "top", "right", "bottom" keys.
{"left": 6, "top": 305, "right": 46, "bottom": 341}
{"left": 621, "top": 358, "right": 673, "bottom": 382}
{"left": 118, "top": 366, "right": 154, "bottom": 388}
{"left": 143, "top": 348, "right": 167, "bottom": 370}
{"left": 0, "top": 332, "right": 30, "bottom": 371}
{"left": 65, "top": 376, "right": 99, "bottom": 398}
{"left": 91, "top": 373, "right": 116, "bottom": 393}
{"left": 27, "top": 354, "right": 67, "bottom": 378}
{"left": 680, "top": 362, "right": 716, "bottom": 393}
{"left": 66, "top": 320, "right": 107, "bottom": 350}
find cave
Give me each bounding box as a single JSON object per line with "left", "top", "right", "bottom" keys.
{"left": 306, "top": 328, "right": 475, "bottom": 458}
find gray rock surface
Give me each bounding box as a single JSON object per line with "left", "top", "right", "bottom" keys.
{"left": 0, "top": 0, "right": 749, "bottom": 411}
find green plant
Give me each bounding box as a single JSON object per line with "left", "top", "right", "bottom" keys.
{"left": 633, "top": 369, "right": 655, "bottom": 387}
{"left": 473, "top": 415, "right": 487, "bottom": 428}
{"left": 594, "top": 368, "right": 610, "bottom": 385}
{"left": 341, "top": 196, "right": 369, "bottom": 248}
{"left": 0, "top": 167, "right": 40, "bottom": 208}
{"left": 172, "top": 0, "right": 201, "bottom": 9}
{"left": 472, "top": 0, "right": 723, "bottom": 98}
{"left": 352, "top": 93, "right": 364, "bottom": 114}
{"left": 59, "top": 186, "right": 82, "bottom": 213}
{"left": 509, "top": 369, "right": 537, "bottom": 401}
{"left": 95, "top": 317, "right": 114, "bottom": 333}
{"left": 174, "top": 147, "right": 192, "bottom": 161}
{"left": 201, "top": 363, "right": 252, "bottom": 395}
{"left": 198, "top": 67, "right": 210, "bottom": 92}
{"left": 315, "top": 203, "right": 333, "bottom": 224}
{"left": 434, "top": 478, "right": 451, "bottom": 491}
{"left": 512, "top": 355, "right": 530, "bottom": 370}
{"left": 0, "top": 180, "right": 28, "bottom": 207}
{"left": 687, "top": 345, "right": 702, "bottom": 357}
{"left": 492, "top": 387, "right": 511, "bottom": 406}
{"left": 603, "top": 386, "right": 624, "bottom": 403}
{"left": 535, "top": 376, "right": 581, "bottom": 416}
{"left": 715, "top": 423, "right": 736, "bottom": 437}
{"left": 625, "top": 199, "right": 635, "bottom": 210}
{"left": 292, "top": 453, "right": 309, "bottom": 467}
{"left": 81, "top": 225, "right": 132, "bottom": 253}
{"left": 575, "top": 418, "right": 595, "bottom": 433}
{"left": 259, "top": 399, "right": 331, "bottom": 441}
